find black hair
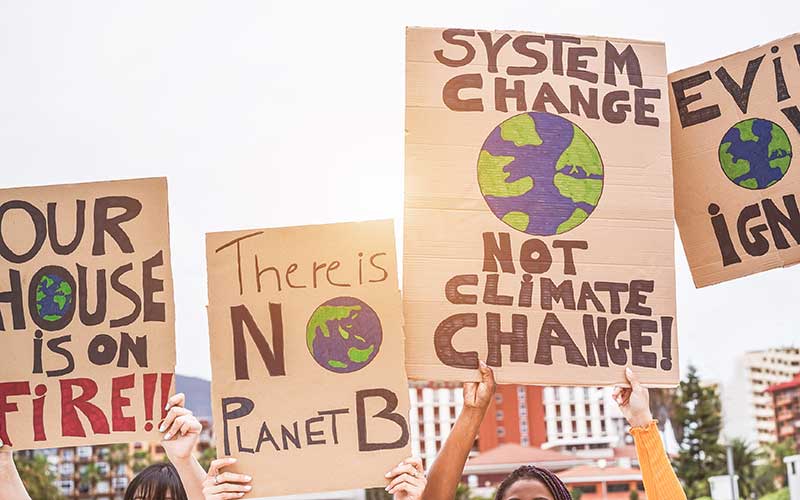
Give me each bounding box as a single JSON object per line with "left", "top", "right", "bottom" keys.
{"left": 494, "top": 465, "right": 571, "bottom": 500}
{"left": 124, "top": 462, "right": 188, "bottom": 500}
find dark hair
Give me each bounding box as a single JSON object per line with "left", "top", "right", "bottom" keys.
{"left": 124, "top": 463, "right": 188, "bottom": 500}
{"left": 494, "top": 465, "right": 571, "bottom": 500}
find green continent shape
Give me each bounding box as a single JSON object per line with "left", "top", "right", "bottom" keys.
{"left": 719, "top": 142, "right": 751, "bottom": 180}
{"left": 500, "top": 113, "right": 542, "bottom": 147}
{"left": 328, "top": 360, "right": 348, "bottom": 369}
{"left": 348, "top": 345, "right": 375, "bottom": 363}
{"left": 768, "top": 123, "right": 792, "bottom": 174}
{"left": 556, "top": 208, "right": 589, "bottom": 234}
{"left": 42, "top": 276, "right": 54, "bottom": 288}
{"left": 553, "top": 173, "right": 602, "bottom": 206}
{"left": 501, "top": 211, "right": 529, "bottom": 232}
{"left": 735, "top": 119, "right": 759, "bottom": 143}
{"left": 739, "top": 178, "right": 759, "bottom": 189}
{"left": 478, "top": 151, "right": 533, "bottom": 198}
{"left": 306, "top": 305, "right": 361, "bottom": 350}
{"left": 555, "top": 125, "right": 603, "bottom": 176}
{"left": 53, "top": 294, "right": 67, "bottom": 310}
{"left": 57, "top": 281, "right": 72, "bottom": 295}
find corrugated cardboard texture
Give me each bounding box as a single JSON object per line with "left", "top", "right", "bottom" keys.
{"left": 206, "top": 220, "right": 411, "bottom": 498}
{"left": 669, "top": 34, "right": 800, "bottom": 287}
{"left": 0, "top": 177, "right": 175, "bottom": 450}
{"left": 404, "top": 27, "right": 677, "bottom": 387}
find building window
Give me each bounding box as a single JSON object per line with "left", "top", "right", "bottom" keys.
{"left": 608, "top": 484, "right": 631, "bottom": 493}
{"left": 521, "top": 437, "right": 529, "bottom": 446}
{"left": 77, "top": 446, "right": 92, "bottom": 459}
{"left": 497, "top": 427, "right": 505, "bottom": 437}
{"left": 495, "top": 394, "right": 503, "bottom": 404}
{"left": 496, "top": 410, "right": 504, "bottom": 421}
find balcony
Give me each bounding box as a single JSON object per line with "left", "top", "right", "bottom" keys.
{"left": 777, "top": 410, "right": 796, "bottom": 422}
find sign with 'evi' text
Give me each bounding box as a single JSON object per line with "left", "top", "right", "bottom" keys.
{"left": 404, "top": 27, "right": 678, "bottom": 387}
{"left": 0, "top": 177, "right": 175, "bottom": 450}
{"left": 670, "top": 33, "right": 800, "bottom": 287}
{"left": 206, "top": 220, "right": 410, "bottom": 498}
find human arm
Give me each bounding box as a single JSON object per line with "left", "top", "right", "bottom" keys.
{"left": 424, "top": 362, "right": 495, "bottom": 500}
{"left": 0, "top": 440, "right": 31, "bottom": 500}
{"left": 160, "top": 393, "right": 207, "bottom": 500}
{"left": 613, "top": 368, "right": 686, "bottom": 500}
{"left": 385, "top": 456, "right": 427, "bottom": 500}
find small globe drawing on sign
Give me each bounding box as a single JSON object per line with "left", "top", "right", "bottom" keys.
{"left": 718, "top": 117, "right": 793, "bottom": 190}
{"left": 477, "top": 111, "right": 604, "bottom": 236}
{"left": 306, "top": 296, "right": 382, "bottom": 374}
{"left": 35, "top": 273, "right": 74, "bottom": 323}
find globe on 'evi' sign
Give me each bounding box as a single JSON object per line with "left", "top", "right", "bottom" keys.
{"left": 477, "top": 111, "right": 604, "bottom": 236}
{"left": 305, "top": 296, "right": 382, "bottom": 374}
{"left": 718, "top": 117, "right": 793, "bottom": 189}
{"left": 36, "top": 273, "right": 74, "bottom": 323}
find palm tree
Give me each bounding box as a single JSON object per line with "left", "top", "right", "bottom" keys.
{"left": 727, "top": 438, "right": 762, "bottom": 498}
{"left": 15, "top": 452, "right": 62, "bottom": 499}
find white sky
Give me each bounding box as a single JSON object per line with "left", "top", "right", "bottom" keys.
{"left": 0, "top": 0, "right": 797, "bottom": 386}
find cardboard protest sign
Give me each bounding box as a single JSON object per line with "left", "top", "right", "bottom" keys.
{"left": 206, "top": 220, "right": 410, "bottom": 498}
{"left": 669, "top": 34, "right": 800, "bottom": 287}
{"left": 404, "top": 27, "right": 677, "bottom": 387}
{"left": 0, "top": 177, "right": 175, "bottom": 450}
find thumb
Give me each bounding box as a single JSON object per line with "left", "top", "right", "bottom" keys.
{"left": 625, "top": 367, "right": 640, "bottom": 388}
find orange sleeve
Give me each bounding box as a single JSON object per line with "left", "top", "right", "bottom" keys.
{"left": 630, "top": 421, "right": 686, "bottom": 500}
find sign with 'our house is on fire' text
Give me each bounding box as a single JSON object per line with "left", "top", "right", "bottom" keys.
{"left": 0, "top": 177, "right": 175, "bottom": 450}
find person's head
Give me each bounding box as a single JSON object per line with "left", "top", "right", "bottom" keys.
{"left": 494, "top": 465, "right": 572, "bottom": 500}
{"left": 124, "top": 463, "right": 187, "bottom": 500}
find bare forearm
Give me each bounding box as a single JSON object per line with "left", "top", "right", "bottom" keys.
{"left": 170, "top": 456, "right": 206, "bottom": 500}
{"left": 0, "top": 457, "right": 31, "bottom": 500}
{"left": 424, "top": 407, "right": 486, "bottom": 500}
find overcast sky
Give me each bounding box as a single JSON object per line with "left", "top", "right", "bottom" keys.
{"left": 0, "top": 0, "right": 798, "bottom": 387}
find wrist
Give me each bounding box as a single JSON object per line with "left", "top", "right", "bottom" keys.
{"left": 628, "top": 411, "right": 653, "bottom": 429}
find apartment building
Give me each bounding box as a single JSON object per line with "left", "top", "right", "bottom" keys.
{"left": 542, "top": 386, "right": 627, "bottom": 453}
{"left": 408, "top": 381, "right": 473, "bottom": 467}
{"left": 767, "top": 374, "right": 800, "bottom": 451}
{"left": 742, "top": 347, "right": 800, "bottom": 446}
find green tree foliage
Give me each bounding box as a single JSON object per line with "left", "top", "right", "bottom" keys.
{"left": 15, "top": 453, "right": 62, "bottom": 500}
{"left": 728, "top": 438, "right": 763, "bottom": 498}
{"left": 629, "top": 490, "right": 640, "bottom": 500}
{"left": 198, "top": 446, "right": 216, "bottom": 471}
{"left": 674, "top": 365, "right": 725, "bottom": 498}
{"left": 759, "top": 488, "right": 789, "bottom": 500}
{"left": 79, "top": 462, "right": 103, "bottom": 494}
{"left": 569, "top": 489, "right": 583, "bottom": 500}
{"left": 758, "top": 440, "right": 796, "bottom": 489}
{"left": 131, "top": 450, "right": 152, "bottom": 474}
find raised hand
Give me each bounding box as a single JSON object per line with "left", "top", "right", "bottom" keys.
{"left": 385, "top": 456, "right": 426, "bottom": 500}
{"left": 612, "top": 367, "right": 653, "bottom": 429}
{"left": 463, "top": 361, "right": 496, "bottom": 411}
{"left": 160, "top": 393, "right": 202, "bottom": 460}
{"left": 202, "top": 458, "right": 253, "bottom": 500}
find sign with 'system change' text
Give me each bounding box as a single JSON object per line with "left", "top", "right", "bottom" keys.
{"left": 404, "top": 27, "right": 678, "bottom": 387}
{"left": 0, "top": 177, "right": 175, "bottom": 450}
{"left": 670, "top": 34, "right": 800, "bottom": 287}
{"left": 206, "top": 220, "right": 410, "bottom": 498}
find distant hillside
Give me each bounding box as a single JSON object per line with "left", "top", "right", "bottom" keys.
{"left": 175, "top": 374, "right": 212, "bottom": 420}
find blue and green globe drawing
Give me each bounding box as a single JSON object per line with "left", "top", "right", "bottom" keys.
{"left": 35, "top": 273, "right": 74, "bottom": 323}
{"left": 477, "top": 111, "right": 604, "bottom": 236}
{"left": 306, "top": 297, "right": 382, "bottom": 374}
{"left": 718, "top": 118, "right": 793, "bottom": 189}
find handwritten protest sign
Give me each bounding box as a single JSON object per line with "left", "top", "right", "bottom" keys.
{"left": 404, "top": 27, "right": 678, "bottom": 387}
{"left": 670, "top": 34, "right": 800, "bottom": 287}
{"left": 0, "top": 177, "right": 175, "bottom": 450}
{"left": 206, "top": 220, "right": 410, "bottom": 497}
